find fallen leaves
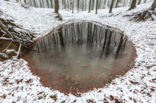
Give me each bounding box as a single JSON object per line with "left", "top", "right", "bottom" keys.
{"left": 1, "top": 94, "right": 6, "bottom": 99}
{"left": 50, "top": 95, "right": 57, "bottom": 101}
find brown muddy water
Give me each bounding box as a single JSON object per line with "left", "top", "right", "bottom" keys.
{"left": 23, "top": 22, "right": 136, "bottom": 95}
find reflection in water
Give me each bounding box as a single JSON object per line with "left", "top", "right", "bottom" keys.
{"left": 23, "top": 22, "right": 135, "bottom": 94}
{"left": 17, "top": 0, "right": 114, "bottom": 11}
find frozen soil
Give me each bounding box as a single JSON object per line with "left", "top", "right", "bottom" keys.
{"left": 0, "top": 1, "right": 156, "bottom": 103}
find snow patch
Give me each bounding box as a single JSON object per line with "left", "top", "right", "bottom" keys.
{"left": 0, "top": 1, "right": 156, "bottom": 103}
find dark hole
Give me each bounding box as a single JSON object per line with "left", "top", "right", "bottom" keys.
{"left": 22, "top": 21, "right": 136, "bottom": 95}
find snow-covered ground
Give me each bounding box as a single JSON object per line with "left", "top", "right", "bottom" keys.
{"left": 0, "top": 1, "right": 156, "bottom": 103}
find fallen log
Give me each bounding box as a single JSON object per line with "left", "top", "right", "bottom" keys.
{"left": 0, "top": 12, "right": 35, "bottom": 60}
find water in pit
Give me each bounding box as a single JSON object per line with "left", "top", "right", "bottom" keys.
{"left": 23, "top": 22, "right": 136, "bottom": 95}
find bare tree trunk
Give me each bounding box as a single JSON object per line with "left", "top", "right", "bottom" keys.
{"left": 55, "top": 0, "right": 59, "bottom": 14}
{"left": 104, "top": 0, "right": 107, "bottom": 8}
{"left": 115, "top": 0, "right": 120, "bottom": 8}
{"left": 138, "top": 0, "right": 141, "bottom": 5}
{"left": 72, "top": 0, "right": 74, "bottom": 13}
{"left": 50, "top": 0, "right": 53, "bottom": 8}
{"left": 89, "top": 0, "right": 91, "bottom": 13}
{"left": 46, "top": 0, "right": 50, "bottom": 8}
{"left": 92, "top": 0, "right": 95, "bottom": 10}
{"left": 29, "top": 0, "right": 33, "bottom": 6}
{"left": 95, "top": 0, "right": 98, "bottom": 14}
{"left": 152, "top": 0, "right": 156, "bottom": 10}
{"left": 109, "top": 0, "right": 115, "bottom": 13}
{"left": 123, "top": 0, "right": 126, "bottom": 7}
{"left": 24, "top": 0, "right": 26, "bottom": 4}
{"left": 33, "top": 0, "right": 37, "bottom": 7}
{"left": 129, "top": 0, "right": 137, "bottom": 10}
{"left": 39, "top": 0, "right": 42, "bottom": 7}
{"left": 77, "top": 0, "right": 79, "bottom": 13}
{"left": 54, "top": 0, "right": 62, "bottom": 20}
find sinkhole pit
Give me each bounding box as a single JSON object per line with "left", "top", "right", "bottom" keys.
{"left": 23, "top": 21, "right": 136, "bottom": 95}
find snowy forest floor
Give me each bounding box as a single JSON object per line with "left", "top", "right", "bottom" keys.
{"left": 0, "top": 1, "right": 156, "bottom": 103}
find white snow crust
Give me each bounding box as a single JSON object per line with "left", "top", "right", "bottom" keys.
{"left": 0, "top": 1, "right": 156, "bottom": 103}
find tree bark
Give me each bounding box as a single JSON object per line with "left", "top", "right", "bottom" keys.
{"left": 88, "top": 0, "right": 91, "bottom": 13}
{"left": 50, "top": 0, "right": 53, "bottom": 8}
{"left": 54, "top": 0, "right": 62, "bottom": 20}
{"left": 129, "top": 0, "right": 137, "bottom": 10}
{"left": 152, "top": 0, "right": 156, "bottom": 10}
{"left": 72, "top": 0, "right": 74, "bottom": 13}
{"left": 138, "top": 0, "right": 141, "bottom": 5}
{"left": 95, "top": 0, "right": 98, "bottom": 14}
{"left": 46, "top": 0, "right": 50, "bottom": 8}
{"left": 77, "top": 0, "right": 79, "bottom": 12}
{"left": 115, "top": 0, "right": 120, "bottom": 8}
{"left": 123, "top": 0, "right": 126, "bottom": 7}
{"left": 55, "top": 0, "right": 59, "bottom": 14}
{"left": 109, "top": 0, "right": 115, "bottom": 13}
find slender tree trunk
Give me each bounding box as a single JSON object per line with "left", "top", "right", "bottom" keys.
{"left": 129, "top": 0, "right": 137, "bottom": 10}
{"left": 72, "top": 0, "right": 74, "bottom": 13}
{"left": 33, "top": 0, "right": 37, "bottom": 7}
{"left": 109, "top": 0, "right": 115, "bottom": 13}
{"left": 107, "top": 0, "right": 111, "bottom": 8}
{"left": 92, "top": 0, "right": 95, "bottom": 10}
{"left": 115, "top": 0, "right": 120, "bottom": 8}
{"left": 46, "top": 0, "right": 49, "bottom": 8}
{"left": 54, "top": 0, "right": 62, "bottom": 20}
{"left": 39, "top": 0, "right": 42, "bottom": 7}
{"left": 24, "top": 0, "right": 26, "bottom": 4}
{"left": 29, "top": 0, "right": 33, "bottom": 6}
{"left": 55, "top": 0, "right": 59, "bottom": 14}
{"left": 63, "top": 0, "right": 66, "bottom": 9}
{"left": 138, "top": 0, "right": 141, "bottom": 5}
{"left": 123, "top": 0, "right": 126, "bottom": 7}
{"left": 77, "top": 0, "right": 79, "bottom": 12}
{"left": 152, "top": 0, "right": 156, "bottom": 10}
{"left": 50, "top": 0, "right": 53, "bottom": 8}
{"left": 95, "top": 0, "right": 98, "bottom": 14}
{"left": 104, "top": 0, "right": 106, "bottom": 8}
{"left": 88, "top": 0, "right": 91, "bottom": 13}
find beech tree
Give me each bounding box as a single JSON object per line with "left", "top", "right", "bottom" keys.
{"left": 138, "top": 0, "right": 141, "bottom": 5}
{"left": 88, "top": 0, "right": 91, "bottom": 13}
{"left": 54, "top": 0, "right": 62, "bottom": 20}
{"left": 151, "top": 0, "right": 156, "bottom": 10}
{"left": 109, "top": 0, "right": 115, "bottom": 13}
{"left": 95, "top": 0, "right": 98, "bottom": 14}
{"left": 55, "top": 0, "right": 59, "bottom": 14}
{"left": 123, "top": 0, "right": 126, "bottom": 7}
{"left": 115, "top": 0, "right": 120, "bottom": 8}
{"left": 129, "top": 0, "right": 137, "bottom": 10}
{"left": 77, "top": 0, "right": 80, "bottom": 12}
{"left": 72, "top": 0, "right": 74, "bottom": 13}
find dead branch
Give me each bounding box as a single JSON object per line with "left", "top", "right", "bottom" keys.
{"left": 0, "top": 11, "right": 35, "bottom": 60}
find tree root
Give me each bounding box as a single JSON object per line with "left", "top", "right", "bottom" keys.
{"left": 55, "top": 13, "right": 63, "bottom": 21}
